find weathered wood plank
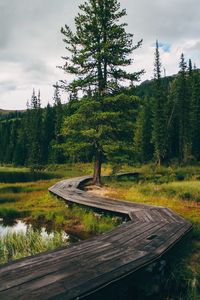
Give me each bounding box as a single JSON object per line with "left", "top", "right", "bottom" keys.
{"left": 0, "top": 222, "right": 162, "bottom": 290}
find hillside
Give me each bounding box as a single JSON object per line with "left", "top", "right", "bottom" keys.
{"left": 0, "top": 109, "right": 13, "bottom": 115}
{"left": 0, "top": 109, "right": 25, "bottom": 115}
{"left": 135, "top": 74, "right": 176, "bottom": 98}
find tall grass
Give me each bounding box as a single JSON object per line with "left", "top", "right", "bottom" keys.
{"left": 69, "top": 206, "right": 122, "bottom": 234}
{"left": 0, "top": 228, "right": 68, "bottom": 264}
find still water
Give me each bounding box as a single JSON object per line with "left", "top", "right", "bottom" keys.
{"left": 0, "top": 218, "right": 80, "bottom": 244}
{"left": 0, "top": 219, "right": 64, "bottom": 238}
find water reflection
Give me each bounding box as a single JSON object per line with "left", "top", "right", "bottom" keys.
{"left": 1, "top": 217, "right": 17, "bottom": 227}
{"left": 0, "top": 219, "right": 69, "bottom": 242}
{"left": 0, "top": 218, "right": 81, "bottom": 244}
{"left": 0, "top": 219, "right": 27, "bottom": 236}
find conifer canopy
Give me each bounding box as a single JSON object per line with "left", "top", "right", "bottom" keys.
{"left": 60, "top": 0, "right": 143, "bottom": 98}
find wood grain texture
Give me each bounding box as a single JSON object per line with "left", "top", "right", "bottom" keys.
{"left": 0, "top": 175, "right": 192, "bottom": 300}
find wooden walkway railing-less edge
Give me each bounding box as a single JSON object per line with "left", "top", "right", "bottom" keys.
{"left": 0, "top": 175, "right": 192, "bottom": 300}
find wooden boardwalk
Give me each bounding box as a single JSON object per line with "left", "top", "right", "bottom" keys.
{"left": 0, "top": 175, "right": 192, "bottom": 300}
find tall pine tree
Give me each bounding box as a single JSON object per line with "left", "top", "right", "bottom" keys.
{"left": 134, "top": 96, "right": 153, "bottom": 162}
{"left": 51, "top": 83, "right": 65, "bottom": 163}
{"left": 189, "top": 64, "right": 200, "bottom": 160}
{"left": 60, "top": 0, "right": 143, "bottom": 184}
{"left": 152, "top": 41, "right": 167, "bottom": 165}
{"left": 177, "top": 54, "right": 191, "bottom": 163}
{"left": 60, "top": 0, "right": 143, "bottom": 97}
{"left": 28, "top": 90, "right": 43, "bottom": 167}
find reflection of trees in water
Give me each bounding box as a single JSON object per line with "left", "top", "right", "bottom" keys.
{"left": 2, "top": 217, "right": 17, "bottom": 227}
{"left": 0, "top": 216, "right": 84, "bottom": 244}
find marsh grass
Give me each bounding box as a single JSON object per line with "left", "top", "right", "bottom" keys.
{"left": 109, "top": 164, "right": 200, "bottom": 184}
{"left": 1, "top": 164, "right": 199, "bottom": 298}
{"left": 0, "top": 164, "right": 120, "bottom": 264}
{"left": 0, "top": 228, "right": 68, "bottom": 264}
{"left": 0, "top": 185, "right": 45, "bottom": 194}
{"left": 0, "top": 181, "right": 59, "bottom": 221}
{"left": 0, "top": 195, "right": 18, "bottom": 204}
{"left": 0, "top": 208, "right": 29, "bottom": 219}
{"left": 0, "top": 185, "right": 121, "bottom": 264}
{"left": 103, "top": 166, "right": 200, "bottom": 300}
{"left": 69, "top": 206, "right": 121, "bottom": 234}
{"left": 0, "top": 169, "right": 61, "bottom": 183}
{"left": 0, "top": 165, "right": 121, "bottom": 241}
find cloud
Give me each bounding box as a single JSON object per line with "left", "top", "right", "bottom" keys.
{"left": 0, "top": 81, "right": 17, "bottom": 93}
{"left": 1, "top": 0, "right": 200, "bottom": 109}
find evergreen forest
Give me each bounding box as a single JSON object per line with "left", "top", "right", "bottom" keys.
{"left": 1, "top": 0, "right": 200, "bottom": 184}
{"left": 1, "top": 55, "right": 200, "bottom": 171}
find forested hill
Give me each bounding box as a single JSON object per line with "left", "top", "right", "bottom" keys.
{"left": 0, "top": 109, "right": 25, "bottom": 121}
{"left": 1, "top": 64, "right": 200, "bottom": 167}
{"left": 0, "top": 109, "right": 13, "bottom": 115}
{"left": 0, "top": 109, "right": 24, "bottom": 115}
{"left": 135, "top": 74, "right": 176, "bottom": 98}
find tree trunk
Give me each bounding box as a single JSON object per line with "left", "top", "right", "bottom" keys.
{"left": 93, "top": 150, "right": 102, "bottom": 186}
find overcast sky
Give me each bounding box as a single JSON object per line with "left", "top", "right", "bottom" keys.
{"left": 1, "top": 0, "right": 200, "bottom": 110}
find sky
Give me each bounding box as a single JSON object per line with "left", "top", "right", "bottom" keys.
{"left": 1, "top": 0, "right": 200, "bottom": 110}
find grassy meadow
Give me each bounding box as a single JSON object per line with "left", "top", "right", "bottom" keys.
{"left": 0, "top": 164, "right": 120, "bottom": 264}
{"left": 0, "top": 163, "right": 199, "bottom": 299}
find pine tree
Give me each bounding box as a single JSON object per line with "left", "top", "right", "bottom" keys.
{"left": 28, "top": 90, "right": 43, "bottom": 167}
{"left": 60, "top": 0, "right": 143, "bottom": 98}
{"left": 43, "top": 103, "right": 55, "bottom": 163}
{"left": 30, "top": 89, "right": 38, "bottom": 109}
{"left": 51, "top": 83, "right": 65, "bottom": 163}
{"left": 53, "top": 83, "right": 63, "bottom": 138}
{"left": 60, "top": 0, "right": 143, "bottom": 184}
{"left": 134, "top": 97, "right": 153, "bottom": 162}
{"left": 13, "top": 122, "right": 28, "bottom": 166}
{"left": 166, "top": 80, "right": 179, "bottom": 161}
{"left": 151, "top": 41, "right": 167, "bottom": 165}
{"left": 62, "top": 94, "right": 139, "bottom": 184}
{"left": 176, "top": 54, "right": 191, "bottom": 163}
{"left": 189, "top": 66, "right": 200, "bottom": 160}
{"left": 188, "top": 59, "right": 193, "bottom": 76}
{"left": 37, "top": 90, "right": 41, "bottom": 108}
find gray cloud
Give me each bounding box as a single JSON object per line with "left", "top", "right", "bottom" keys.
{"left": 0, "top": 81, "right": 17, "bottom": 92}
{"left": 0, "top": 0, "right": 200, "bottom": 109}
{"left": 125, "top": 0, "right": 200, "bottom": 40}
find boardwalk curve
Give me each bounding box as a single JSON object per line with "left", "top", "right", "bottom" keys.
{"left": 0, "top": 175, "right": 192, "bottom": 300}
